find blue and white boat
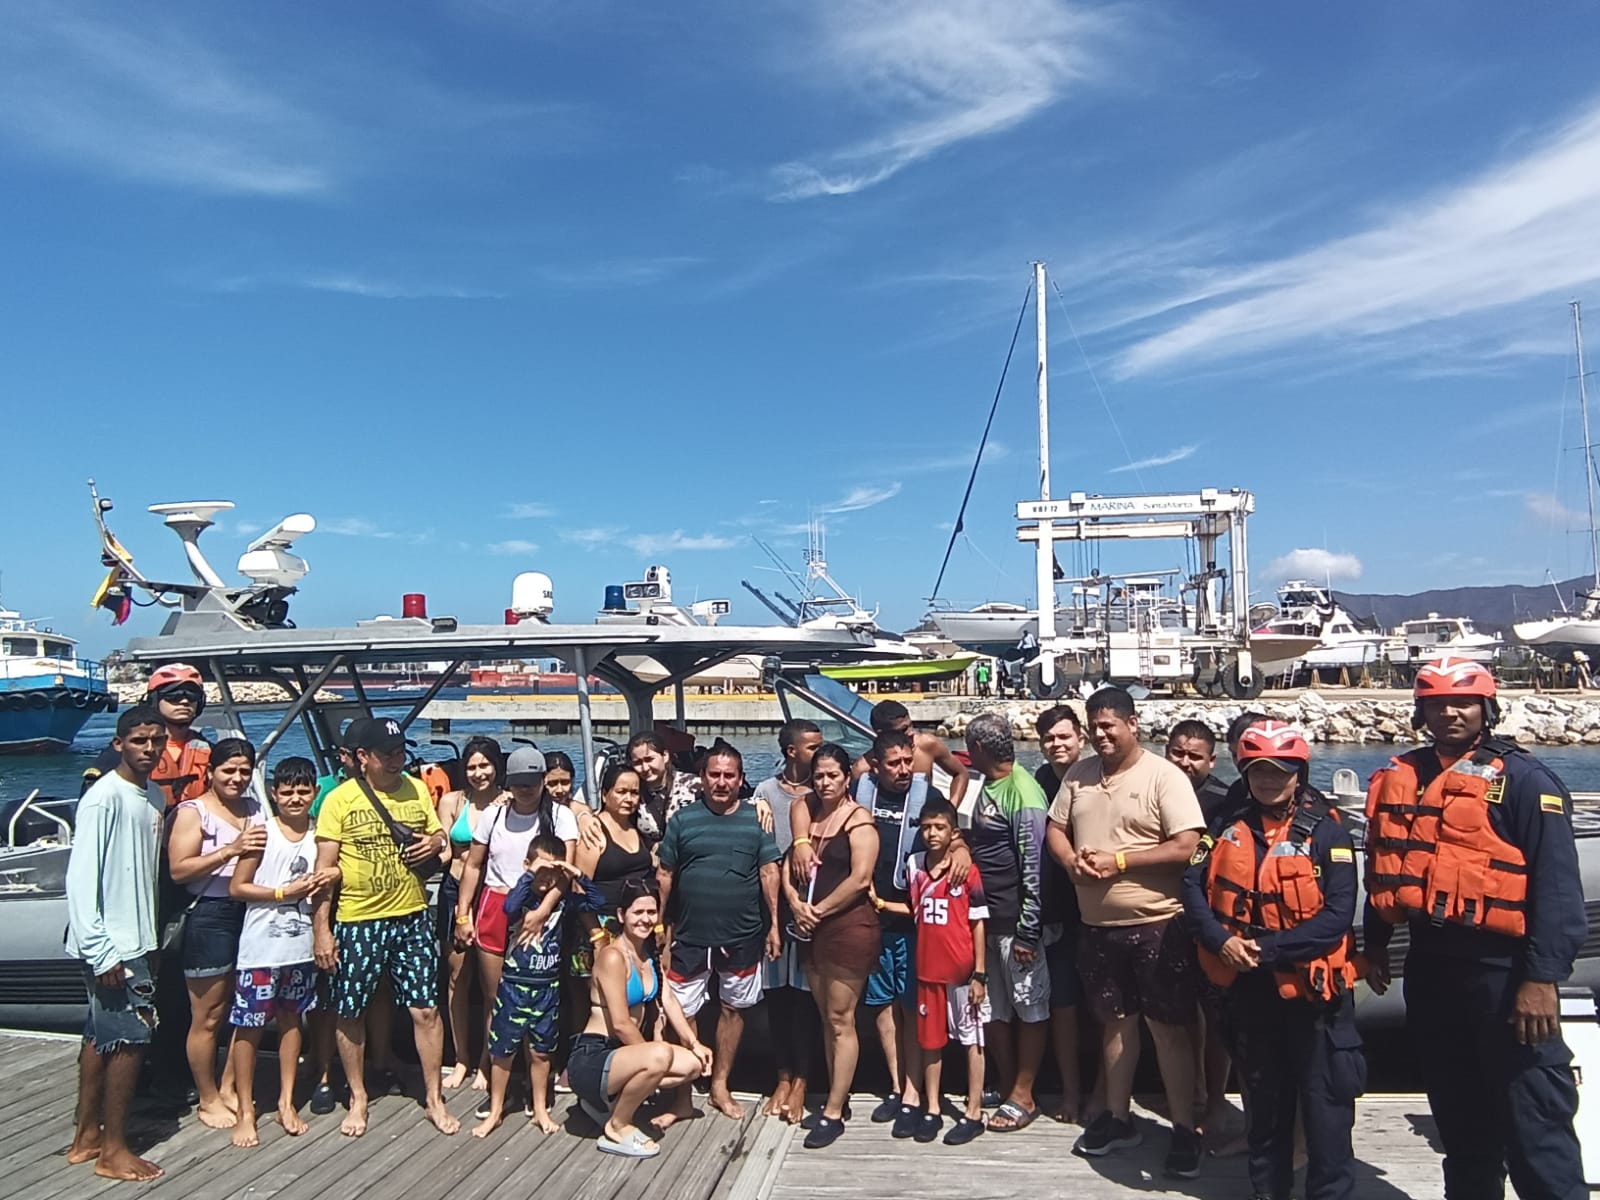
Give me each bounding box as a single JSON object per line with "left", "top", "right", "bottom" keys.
{"left": 0, "top": 609, "right": 115, "bottom": 753}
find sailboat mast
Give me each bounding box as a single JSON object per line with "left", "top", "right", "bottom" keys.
{"left": 1034, "top": 261, "right": 1058, "bottom": 655}
{"left": 1575, "top": 300, "right": 1599, "bottom": 592}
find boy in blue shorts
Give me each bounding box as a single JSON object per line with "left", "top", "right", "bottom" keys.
{"left": 474, "top": 834, "right": 604, "bottom": 1138}
{"left": 228, "top": 757, "right": 339, "bottom": 1147}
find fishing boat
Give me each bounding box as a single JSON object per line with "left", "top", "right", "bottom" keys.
{"left": 0, "top": 607, "right": 115, "bottom": 752}
{"left": 819, "top": 653, "right": 979, "bottom": 685}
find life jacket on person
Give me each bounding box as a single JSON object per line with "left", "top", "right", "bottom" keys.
{"left": 1363, "top": 656, "right": 1527, "bottom": 937}
{"left": 417, "top": 760, "right": 454, "bottom": 806}
{"left": 151, "top": 732, "right": 212, "bottom": 808}
{"left": 1197, "top": 792, "right": 1359, "bottom": 1003}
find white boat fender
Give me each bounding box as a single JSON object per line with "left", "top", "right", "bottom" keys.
{"left": 856, "top": 772, "right": 928, "bottom": 892}
{"left": 1559, "top": 986, "right": 1600, "bottom": 1184}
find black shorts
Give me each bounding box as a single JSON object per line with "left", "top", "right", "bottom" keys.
{"left": 1078, "top": 918, "right": 1197, "bottom": 1026}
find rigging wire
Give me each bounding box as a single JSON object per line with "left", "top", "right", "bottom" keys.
{"left": 929, "top": 280, "right": 1035, "bottom": 603}
{"left": 1050, "top": 276, "right": 1145, "bottom": 490}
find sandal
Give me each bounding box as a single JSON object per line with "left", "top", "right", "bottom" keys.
{"left": 597, "top": 1127, "right": 659, "bottom": 1159}
{"left": 988, "top": 1101, "right": 1038, "bottom": 1132}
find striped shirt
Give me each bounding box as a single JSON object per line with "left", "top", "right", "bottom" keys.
{"left": 658, "top": 798, "right": 781, "bottom": 947}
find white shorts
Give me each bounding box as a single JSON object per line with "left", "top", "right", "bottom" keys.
{"left": 946, "top": 983, "right": 991, "bottom": 1047}
{"left": 667, "top": 940, "right": 765, "bottom": 1017}
{"left": 987, "top": 932, "right": 1051, "bottom": 1024}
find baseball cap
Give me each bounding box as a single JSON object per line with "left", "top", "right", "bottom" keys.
{"left": 341, "top": 717, "right": 372, "bottom": 751}
{"left": 506, "top": 746, "right": 547, "bottom": 785}
{"left": 351, "top": 717, "right": 408, "bottom": 754}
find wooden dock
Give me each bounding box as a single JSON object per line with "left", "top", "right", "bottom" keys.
{"left": 1, "top": 1031, "right": 1454, "bottom": 1199}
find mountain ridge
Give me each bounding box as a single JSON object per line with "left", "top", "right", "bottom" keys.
{"left": 1332, "top": 574, "right": 1590, "bottom": 632}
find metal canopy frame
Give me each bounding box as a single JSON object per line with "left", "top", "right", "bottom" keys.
{"left": 122, "top": 620, "right": 866, "bottom": 794}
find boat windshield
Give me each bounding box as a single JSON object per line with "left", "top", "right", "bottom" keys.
{"left": 1, "top": 637, "right": 39, "bottom": 657}
{"left": 772, "top": 673, "right": 876, "bottom": 759}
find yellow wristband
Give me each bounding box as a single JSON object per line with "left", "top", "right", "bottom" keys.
{"left": 455, "top": 913, "right": 471, "bottom": 927}
{"left": 589, "top": 927, "right": 609, "bottom": 945}
{"left": 1115, "top": 851, "right": 1127, "bottom": 873}
{"left": 653, "top": 923, "right": 666, "bottom": 936}
{"left": 792, "top": 837, "right": 811, "bottom": 847}
{"left": 873, "top": 897, "right": 886, "bottom": 912}
{"left": 274, "top": 886, "right": 285, "bottom": 902}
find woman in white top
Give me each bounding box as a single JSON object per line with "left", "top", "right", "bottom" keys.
{"left": 167, "top": 737, "right": 266, "bottom": 1129}
{"left": 453, "top": 746, "right": 577, "bottom": 1093}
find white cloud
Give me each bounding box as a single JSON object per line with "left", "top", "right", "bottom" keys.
{"left": 1265, "top": 548, "right": 1364, "bottom": 583}
{"left": 1108, "top": 444, "right": 1197, "bottom": 474}
{"left": 1524, "top": 491, "right": 1586, "bottom": 526}
{"left": 233, "top": 521, "right": 263, "bottom": 537}
{"left": 822, "top": 483, "right": 903, "bottom": 513}
{"left": 295, "top": 273, "right": 505, "bottom": 301}
{"left": 0, "top": 12, "right": 332, "bottom": 196}
{"left": 768, "top": 0, "right": 1123, "bottom": 200}
{"left": 503, "top": 503, "right": 554, "bottom": 519}
{"left": 537, "top": 257, "right": 702, "bottom": 289}
{"left": 560, "top": 526, "right": 622, "bottom": 548}
{"left": 625, "top": 531, "right": 739, "bottom": 555}
{"left": 1115, "top": 93, "right": 1600, "bottom": 377}
{"left": 486, "top": 539, "right": 539, "bottom": 556}
{"left": 320, "top": 516, "right": 394, "bottom": 539}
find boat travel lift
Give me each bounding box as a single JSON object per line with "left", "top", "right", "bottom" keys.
{"left": 88, "top": 486, "right": 870, "bottom": 791}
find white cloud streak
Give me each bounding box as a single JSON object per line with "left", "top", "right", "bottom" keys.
{"left": 560, "top": 527, "right": 623, "bottom": 548}
{"left": 1525, "top": 491, "right": 1586, "bottom": 527}
{"left": 821, "top": 483, "right": 903, "bottom": 513}
{"left": 768, "top": 0, "right": 1123, "bottom": 200}
{"left": 625, "top": 531, "right": 739, "bottom": 555}
{"left": 1115, "top": 94, "right": 1600, "bottom": 377}
{"left": 503, "top": 503, "right": 554, "bottom": 519}
{"left": 1108, "top": 444, "right": 1197, "bottom": 474}
{"left": 486, "top": 539, "right": 540, "bottom": 556}
{"left": 1265, "top": 548, "right": 1364, "bottom": 583}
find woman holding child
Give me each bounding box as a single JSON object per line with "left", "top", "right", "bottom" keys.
{"left": 166, "top": 737, "right": 268, "bottom": 1129}
{"left": 786, "top": 743, "right": 881, "bottom": 1150}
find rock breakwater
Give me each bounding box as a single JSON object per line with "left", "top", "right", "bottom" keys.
{"left": 939, "top": 692, "right": 1600, "bottom": 747}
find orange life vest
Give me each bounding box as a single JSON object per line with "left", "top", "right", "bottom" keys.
{"left": 1363, "top": 740, "right": 1527, "bottom": 938}
{"left": 418, "top": 762, "right": 454, "bottom": 807}
{"left": 151, "top": 733, "right": 211, "bottom": 808}
{"left": 1197, "top": 799, "right": 1358, "bottom": 1003}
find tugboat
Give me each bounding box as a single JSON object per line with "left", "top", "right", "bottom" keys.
{"left": 0, "top": 606, "right": 115, "bottom": 752}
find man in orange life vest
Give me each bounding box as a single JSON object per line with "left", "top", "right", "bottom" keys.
{"left": 1182, "top": 722, "right": 1364, "bottom": 1200}
{"left": 1365, "top": 657, "right": 1586, "bottom": 1200}
{"left": 82, "top": 663, "right": 212, "bottom": 807}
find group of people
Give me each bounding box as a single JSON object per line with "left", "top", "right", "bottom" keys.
{"left": 61, "top": 657, "right": 1589, "bottom": 1199}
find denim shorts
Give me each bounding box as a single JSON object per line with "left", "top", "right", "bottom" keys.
{"left": 183, "top": 896, "right": 246, "bottom": 979}
{"left": 81, "top": 954, "right": 159, "bottom": 1053}
{"left": 567, "top": 1032, "right": 619, "bottom": 1113}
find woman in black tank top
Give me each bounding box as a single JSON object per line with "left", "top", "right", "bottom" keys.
{"left": 576, "top": 765, "right": 654, "bottom": 910}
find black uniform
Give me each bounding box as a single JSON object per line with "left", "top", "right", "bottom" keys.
{"left": 1363, "top": 738, "right": 1587, "bottom": 1200}
{"left": 1183, "top": 787, "right": 1365, "bottom": 1200}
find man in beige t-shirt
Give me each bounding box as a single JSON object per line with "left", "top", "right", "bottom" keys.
{"left": 1045, "top": 687, "right": 1204, "bottom": 1177}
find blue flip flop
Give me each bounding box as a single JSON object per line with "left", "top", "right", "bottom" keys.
{"left": 597, "top": 1128, "right": 659, "bottom": 1158}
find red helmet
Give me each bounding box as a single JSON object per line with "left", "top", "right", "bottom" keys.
{"left": 1235, "top": 720, "right": 1311, "bottom": 772}
{"left": 147, "top": 663, "right": 204, "bottom": 692}
{"left": 1413, "top": 656, "right": 1497, "bottom": 700}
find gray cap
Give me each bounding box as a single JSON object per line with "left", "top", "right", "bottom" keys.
{"left": 506, "top": 746, "right": 547, "bottom": 785}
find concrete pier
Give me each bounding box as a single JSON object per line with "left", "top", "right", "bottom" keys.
{"left": 421, "top": 692, "right": 955, "bottom": 735}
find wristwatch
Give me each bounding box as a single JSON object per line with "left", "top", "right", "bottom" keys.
{"left": 970, "top": 970, "right": 988, "bottom": 984}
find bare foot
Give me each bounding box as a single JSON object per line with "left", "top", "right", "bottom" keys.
{"left": 219, "top": 1088, "right": 240, "bottom": 1113}
{"left": 1050, "top": 1097, "right": 1083, "bottom": 1124}
{"left": 708, "top": 1090, "right": 745, "bottom": 1120}
{"left": 529, "top": 1111, "right": 559, "bottom": 1134}
{"left": 93, "top": 1150, "right": 163, "bottom": 1182}
{"left": 443, "top": 1063, "right": 469, "bottom": 1091}
{"left": 197, "top": 1100, "right": 240, "bottom": 1129}
{"left": 780, "top": 1079, "right": 806, "bottom": 1124}
{"left": 231, "top": 1119, "right": 260, "bottom": 1149}
{"left": 66, "top": 1136, "right": 101, "bottom": 1165}
{"left": 761, "top": 1091, "right": 782, "bottom": 1118}
{"left": 652, "top": 1104, "right": 702, "bottom": 1131}
{"left": 471, "top": 1110, "right": 503, "bottom": 1139}
{"left": 469, "top": 1069, "right": 488, "bottom": 1092}
{"left": 341, "top": 1100, "right": 369, "bottom": 1138}
{"left": 426, "top": 1099, "right": 461, "bottom": 1135}
{"left": 279, "top": 1105, "right": 309, "bottom": 1137}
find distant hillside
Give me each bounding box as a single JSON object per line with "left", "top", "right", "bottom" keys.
{"left": 1333, "top": 575, "right": 1590, "bottom": 632}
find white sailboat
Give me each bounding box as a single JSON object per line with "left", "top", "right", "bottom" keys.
{"left": 1515, "top": 301, "right": 1600, "bottom": 654}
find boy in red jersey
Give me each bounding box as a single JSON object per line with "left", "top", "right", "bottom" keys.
{"left": 880, "top": 796, "right": 989, "bottom": 1146}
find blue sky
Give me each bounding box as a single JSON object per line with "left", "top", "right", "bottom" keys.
{"left": 6, "top": 1, "right": 1600, "bottom": 655}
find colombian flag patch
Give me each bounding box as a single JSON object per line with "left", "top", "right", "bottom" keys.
{"left": 1329, "top": 847, "right": 1354, "bottom": 864}
{"left": 1541, "top": 794, "right": 1566, "bottom": 814}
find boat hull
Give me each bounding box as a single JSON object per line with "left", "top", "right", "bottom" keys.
{"left": 820, "top": 654, "right": 979, "bottom": 685}
{"left": 928, "top": 610, "right": 1037, "bottom": 655}
{"left": 0, "top": 682, "right": 116, "bottom": 754}
{"left": 1515, "top": 618, "right": 1600, "bottom": 653}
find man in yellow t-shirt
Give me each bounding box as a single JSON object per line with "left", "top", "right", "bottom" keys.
{"left": 312, "top": 717, "right": 458, "bottom": 1137}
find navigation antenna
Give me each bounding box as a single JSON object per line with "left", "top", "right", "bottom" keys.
{"left": 1574, "top": 300, "right": 1599, "bottom": 595}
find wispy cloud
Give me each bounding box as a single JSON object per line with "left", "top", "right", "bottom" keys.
{"left": 1265, "top": 548, "right": 1364, "bottom": 583}
{"left": 1525, "top": 491, "right": 1586, "bottom": 527}
{"left": 901, "top": 443, "right": 1009, "bottom": 474}
{"left": 1115, "top": 93, "right": 1600, "bottom": 377}
{"left": 536, "top": 257, "right": 702, "bottom": 289}
{"left": 1108, "top": 444, "right": 1197, "bottom": 474}
{"left": 503, "top": 503, "right": 554, "bottom": 519}
{"left": 767, "top": 0, "right": 1125, "bottom": 200}
{"left": 486, "top": 539, "right": 539, "bottom": 556}
{"left": 560, "top": 527, "right": 623, "bottom": 548}
{"left": 0, "top": 12, "right": 333, "bottom": 196}
{"left": 821, "top": 483, "right": 903, "bottom": 513}
{"left": 295, "top": 273, "right": 505, "bottom": 301}
{"left": 321, "top": 516, "right": 395, "bottom": 539}
{"left": 625, "top": 531, "right": 739, "bottom": 555}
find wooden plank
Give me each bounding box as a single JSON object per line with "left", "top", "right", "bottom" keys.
{"left": 713, "top": 1116, "right": 794, "bottom": 1200}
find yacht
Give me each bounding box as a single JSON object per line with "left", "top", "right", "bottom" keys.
{"left": 1384, "top": 614, "right": 1504, "bottom": 667}
{"left": 924, "top": 601, "right": 1037, "bottom": 654}
{"left": 1253, "top": 582, "right": 1389, "bottom": 676}
{"left": 0, "top": 608, "right": 115, "bottom": 752}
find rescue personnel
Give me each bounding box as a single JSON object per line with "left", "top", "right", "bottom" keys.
{"left": 1182, "top": 721, "right": 1364, "bottom": 1200}
{"left": 1364, "top": 657, "right": 1586, "bottom": 1200}
{"left": 82, "top": 663, "right": 212, "bottom": 808}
